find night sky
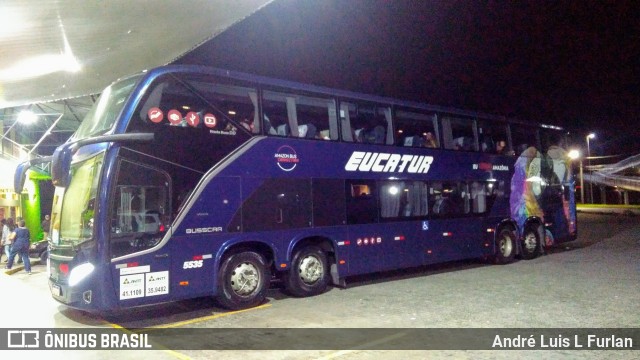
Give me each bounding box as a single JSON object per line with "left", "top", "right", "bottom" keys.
{"left": 176, "top": 0, "right": 640, "bottom": 156}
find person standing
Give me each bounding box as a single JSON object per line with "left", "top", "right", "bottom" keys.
{"left": 0, "top": 219, "right": 5, "bottom": 263}
{"left": 41, "top": 214, "right": 51, "bottom": 241}
{"left": 6, "top": 219, "right": 31, "bottom": 274}
{"left": 2, "top": 218, "right": 15, "bottom": 263}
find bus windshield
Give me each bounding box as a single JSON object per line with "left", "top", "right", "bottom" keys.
{"left": 51, "top": 153, "right": 104, "bottom": 247}
{"left": 71, "top": 75, "right": 141, "bottom": 140}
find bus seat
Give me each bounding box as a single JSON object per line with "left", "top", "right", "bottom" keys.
{"left": 277, "top": 124, "right": 289, "bottom": 136}
{"left": 263, "top": 116, "right": 277, "bottom": 135}
{"left": 404, "top": 136, "right": 424, "bottom": 147}
{"left": 354, "top": 128, "right": 364, "bottom": 142}
{"left": 298, "top": 123, "right": 317, "bottom": 138}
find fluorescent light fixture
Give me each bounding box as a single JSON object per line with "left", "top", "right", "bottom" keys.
{"left": 0, "top": 31, "right": 80, "bottom": 81}
{"left": 0, "top": 9, "right": 27, "bottom": 39}
{"left": 17, "top": 110, "right": 37, "bottom": 124}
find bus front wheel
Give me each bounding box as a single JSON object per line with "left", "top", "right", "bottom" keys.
{"left": 494, "top": 227, "right": 516, "bottom": 264}
{"left": 284, "top": 245, "right": 330, "bottom": 297}
{"left": 217, "top": 251, "right": 270, "bottom": 310}
{"left": 520, "top": 226, "right": 541, "bottom": 260}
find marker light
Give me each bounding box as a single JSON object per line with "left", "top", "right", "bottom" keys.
{"left": 68, "top": 263, "right": 95, "bottom": 287}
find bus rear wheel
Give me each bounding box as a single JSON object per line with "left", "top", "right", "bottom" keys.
{"left": 521, "top": 226, "right": 541, "bottom": 260}
{"left": 217, "top": 251, "right": 270, "bottom": 310}
{"left": 494, "top": 227, "right": 516, "bottom": 264}
{"left": 283, "top": 245, "right": 330, "bottom": 297}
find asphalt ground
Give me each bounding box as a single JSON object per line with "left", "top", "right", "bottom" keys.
{"left": 2, "top": 212, "right": 638, "bottom": 359}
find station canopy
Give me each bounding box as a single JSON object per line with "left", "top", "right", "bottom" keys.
{"left": 0, "top": 0, "right": 272, "bottom": 157}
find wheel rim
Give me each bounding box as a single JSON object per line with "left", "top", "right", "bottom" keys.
{"left": 298, "top": 255, "right": 323, "bottom": 285}
{"left": 230, "top": 261, "right": 260, "bottom": 297}
{"left": 524, "top": 232, "right": 538, "bottom": 252}
{"left": 499, "top": 233, "right": 513, "bottom": 257}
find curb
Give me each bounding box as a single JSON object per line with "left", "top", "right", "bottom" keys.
{"left": 2, "top": 258, "right": 43, "bottom": 275}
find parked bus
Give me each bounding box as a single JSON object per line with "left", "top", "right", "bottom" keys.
{"left": 16, "top": 66, "right": 577, "bottom": 311}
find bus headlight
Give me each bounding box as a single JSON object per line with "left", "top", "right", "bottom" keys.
{"left": 68, "top": 263, "right": 95, "bottom": 287}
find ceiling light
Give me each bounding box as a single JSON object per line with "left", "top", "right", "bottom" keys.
{"left": 17, "top": 110, "right": 37, "bottom": 124}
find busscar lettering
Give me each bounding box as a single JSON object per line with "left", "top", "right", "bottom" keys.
{"left": 345, "top": 151, "right": 433, "bottom": 174}
{"left": 186, "top": 227, "right": 223, "bottom": 234}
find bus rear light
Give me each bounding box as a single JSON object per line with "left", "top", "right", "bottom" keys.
{"left": 179, "top": 281, "right": 189, "bottom": 286}
{"left": 159, "top": 224, "right": 166, "bottom": 232}
{"left": 280, "top": 263, "right": 287, "bottom": 268}
{"left": 484, "top": 243, "right": 490, "bottom": 247}
{"left": 442, "top": 232, "right": 453, "bottom": 237}
{"left": 426, "top": 249, "right": 432, "bottom": 254}
{"left": 486, "top": 228, "right": 495, "bottom": 233}
{"left": 394, "top": 236, "right": 405, "bottom": 241}
{"left": 59, "top": 263, "right": 69, "bottom": 275}
{"left": 193, "top": 255, "right": 203, "bottom": 260}
{"left": 339, "top": 260, "right": 346, "bottom": 265}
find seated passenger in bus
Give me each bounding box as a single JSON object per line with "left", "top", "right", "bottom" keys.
{"left": 495, "top": 139, "right": 507, "bottom": 154}
{"left": 363, "top": 125, "right": 385, "bottom": 144}
{"left": 481, "top": 135, "right": 494, "bottom": 152}
{"left": 423, "top": 132, "right": 438, "bottom": 148}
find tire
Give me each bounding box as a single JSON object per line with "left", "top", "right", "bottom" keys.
{"left": 283, "top": 245, "right": 330, "bottom": 297}
{"left": 493, "top": 227, "right": 516, "bottom": 264}
{"left": 520, "top": 226, "right": 541, "bottom": 260}
{"left": 217, "top": 251, "right": 270, "bottom": 310}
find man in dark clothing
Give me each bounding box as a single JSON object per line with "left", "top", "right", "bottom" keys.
{"left": 6, "top": 220, "right": 31, "bottom": 274}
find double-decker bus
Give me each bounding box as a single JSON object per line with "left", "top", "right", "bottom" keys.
{"left": 16, "top": 66, "right": 577, "bottom": 311}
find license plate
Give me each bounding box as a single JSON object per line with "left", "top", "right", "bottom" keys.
{"left": 51, "top": 284, "right": 61, "bottom": 297}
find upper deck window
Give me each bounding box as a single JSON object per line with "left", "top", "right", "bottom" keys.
{"left": 394, "top": 110, "right": 439, "bottom": 148}
{"left": 340, "top": 102, "right": 392, "bottom": 145}
{"left": 262, "top": 90, "right": 338, "bottom": 140}
{"left": 72, "top": 76, "right": 140, "bottom": 140}
{"left": 134, "top": 75, "right": 258, "bottom": 136}
{"left": 441, "top": 116, "right": 478, "bottom": 151}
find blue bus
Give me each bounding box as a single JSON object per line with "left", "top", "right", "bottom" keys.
{"left": 16, "top": 66, "right": 577, "bottom": 311}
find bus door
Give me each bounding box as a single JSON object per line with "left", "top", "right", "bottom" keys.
{"left": 108, "top": 159, "right": 173, "bottom": 306}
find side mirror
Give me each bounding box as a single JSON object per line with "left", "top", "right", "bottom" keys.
{"left": 14, "top": 156, "right": 53, "bottom": 193}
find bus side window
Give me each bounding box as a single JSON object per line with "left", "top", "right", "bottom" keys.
{"left": 379, "top": 181, "right": 429, "bottom": 220}
{"left": 110, "top": 160, "right": 170, "bottom": 258}
{"left": 295, "top": 95, "right": 338, "bottom": 140}
{"left": 442, "top": 116, "right": 478, "bottom": 151}
{"left": 340, "top": 102, "right": 391, "bottom": 144}
{"left": 262, "top": 91, "right": 338, "bottom": 140}
{"left": 430, "top": 181, "right": 469, "bottom": 216}
{"left": 510, "top": 124, "right": 535, "bottom": 155}
{"left": 394, "top": 110, "right": 439, "bottom": 148}
{"left": 346, "top": 180, "right": 378, "bottom": 224}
